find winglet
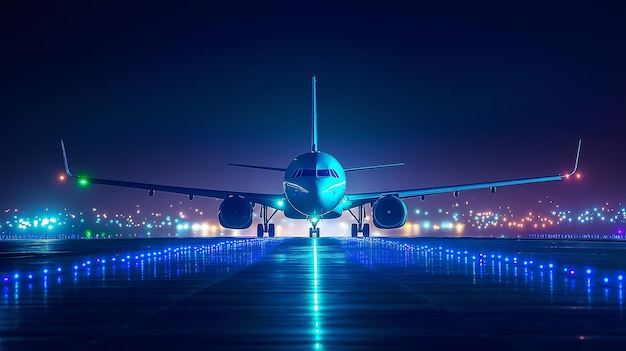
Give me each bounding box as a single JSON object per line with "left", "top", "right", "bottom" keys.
{"left": 60, "top": 140, "right": 75, "bottom": 177}
{"left": 565, "top": 139, "right": 582, "bottom": 177}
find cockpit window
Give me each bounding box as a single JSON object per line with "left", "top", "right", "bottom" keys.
{"left": 317, "top": 169, "right": 331, "bottom": 177}
{"left": 301, "top": 169, "right": 316, "bottom": 177}
{"left": 292, "top": 169, "right": 303, "bottom": 178}
{"left": 330, "top": 169, "right": 339, "bottom": 178}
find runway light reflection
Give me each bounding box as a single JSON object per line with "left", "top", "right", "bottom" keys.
{"left": 340, "top": 238, "right": 625, "bottom": 307}
{"left": 1, "top": 239, "right": 283, "bottom": 304}
{"left": 312, "top": 239, "right": 322, "bottom": 350}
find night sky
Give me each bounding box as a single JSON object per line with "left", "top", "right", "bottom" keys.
{"left": 2, "top": 1, "right": 625, "bottom": 216}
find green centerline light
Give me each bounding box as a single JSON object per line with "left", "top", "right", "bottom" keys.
{"left": 312, "top": 239, "right": 322, "bottom": 349}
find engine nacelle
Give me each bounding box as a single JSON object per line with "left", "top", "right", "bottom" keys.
{"left": 218, "top": 196, "right": 253, "bottom": 229}
{"left": 372, "top": 195, "right": 407, "bottom": 229}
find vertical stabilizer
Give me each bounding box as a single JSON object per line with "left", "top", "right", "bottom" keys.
{"left": 311, "top": 76, "right": 318, "bottom": 152}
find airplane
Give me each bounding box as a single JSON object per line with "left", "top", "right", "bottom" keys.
{"left": 60, "top": 76, "right": 582, "bottom": 238}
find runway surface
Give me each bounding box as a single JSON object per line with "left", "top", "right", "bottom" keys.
{"left": 1, "top": 237, "right": 625, "bottom": 350}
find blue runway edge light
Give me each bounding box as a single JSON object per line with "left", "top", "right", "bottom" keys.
{"left": 338, "top": 237, "right": 626, "bottom": 304}
{"left": 1, "top": 239, "right": 283, "bottom": 294}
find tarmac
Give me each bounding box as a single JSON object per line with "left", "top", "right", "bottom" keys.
{"left": 1, "top": 237, "right": 625, "bottom": 350}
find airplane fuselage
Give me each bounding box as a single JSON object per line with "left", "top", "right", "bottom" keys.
{"left": 283, "top": 151, "right": 346, "bottom": 220}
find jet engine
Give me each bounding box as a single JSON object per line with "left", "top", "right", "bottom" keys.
{"left": 218, "top": 196, "right": 253, "bottom": 229}
{"left": 372, "top": 195, "right": 407, "bottom": 229}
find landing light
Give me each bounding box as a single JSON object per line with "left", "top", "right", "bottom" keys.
{"left": 311, "top": 217, "right": 319, "bottom": 224}
{"left": 276, "top": 200, "right": 284, "bottom": 208}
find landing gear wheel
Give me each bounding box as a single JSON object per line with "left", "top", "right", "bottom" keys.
{"left": 349, "top": 204, "right": 370, "bottom": 238}
{"left": 309, "top": 227, "right": 320, "bottom": 238}
{"left": 363, "top": 223, "right": 370, "bottom": 238}
{"left": 258, "top": 204, "right": 279, "bottom": 239}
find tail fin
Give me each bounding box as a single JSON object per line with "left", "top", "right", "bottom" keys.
{"left": 311, "top": 76, "right": 318, "bottom": 152}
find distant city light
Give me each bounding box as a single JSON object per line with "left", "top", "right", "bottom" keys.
{"left": 1, "top": 197, "right": 625, "bottom": 240}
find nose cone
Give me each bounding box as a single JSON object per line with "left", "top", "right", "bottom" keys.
{"left": 284, "top": 177, "right": 344, "bottom": 217}
{"left": 316, "top": 177, "right": 344, "bottom": 210}
{"left": 283, "top": 151, "right": 346, "bottom": 217}
{"left": 284, "top": 178, "right": 321, "bottom": 216}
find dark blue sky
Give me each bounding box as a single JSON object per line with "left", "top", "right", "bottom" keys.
{"left": 1, "top": 1, "right": 625, "bottom": 213}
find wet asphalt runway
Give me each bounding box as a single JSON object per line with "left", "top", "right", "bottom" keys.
{"left": 1, "top": 237, "right": 625, "bottom": 350}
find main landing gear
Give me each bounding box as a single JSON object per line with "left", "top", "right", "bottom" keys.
{"left": 257, "top": 204, "right": 277, "bottom": 238}
{"left": 348, "top": 204, "right": 370, "bottom": 238}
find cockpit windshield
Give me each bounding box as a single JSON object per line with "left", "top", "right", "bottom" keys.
{"left": 292, "top": 169, "right": 339, "bottom": 178}
{"left": 317, "top": 169, "right": 331, "bottom": 177}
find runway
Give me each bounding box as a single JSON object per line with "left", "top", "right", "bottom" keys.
{"left": 1, "top": 237, "right": 625, "bottom": 350}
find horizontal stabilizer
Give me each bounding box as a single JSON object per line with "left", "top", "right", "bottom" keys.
{"left": 228, "top": 163, "right": 287, "bottom": 172}
{"left": 344, "top": 163, "right": 404, "bottom": 172}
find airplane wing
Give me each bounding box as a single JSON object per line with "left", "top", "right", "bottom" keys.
{"left": 61, "top": 141, "right": 285, "bottom": 209}
{"left": 343, "top": 140, "right": 582, "bottom": 209}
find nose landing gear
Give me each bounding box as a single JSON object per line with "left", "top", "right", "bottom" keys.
{"left": 308, "top": 217, "right": 320, "bottom": 238}
{"left": 309, "top": 227, "right": 320, "bottom": 238}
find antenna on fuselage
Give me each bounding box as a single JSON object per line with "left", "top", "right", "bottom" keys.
{"left": 311, "top": 76, "right": 318, "bottom": 152}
